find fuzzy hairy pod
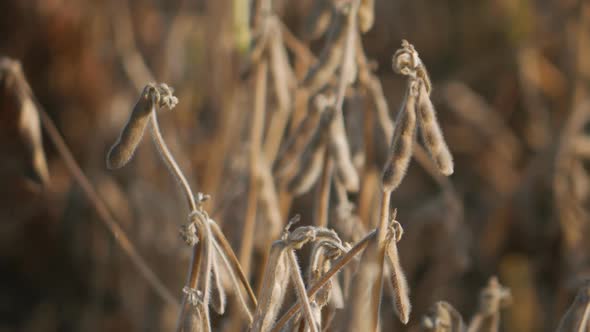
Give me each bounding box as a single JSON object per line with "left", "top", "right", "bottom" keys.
{"left": 308, "top": 241, "right": 345, "bottom": 311}
{"left": 107, "top": 83, "right": 178, "bottom": 170}
{"left": 417, "top": 81, "right": 454, "bottom": 176}
{"left": 250, "top": 242, "right": 291, "bottom": 332}
{"left": 385, "top": 221, "right": 411, "bottom": 324}
{"left": 382, "top": 83, "right": 418, "bottom": 192}
{"left": 210, "top": 234, "right": 255, "bottom": 323}
{"left": 106, "top": 85, "right": 156, "bottom": 169}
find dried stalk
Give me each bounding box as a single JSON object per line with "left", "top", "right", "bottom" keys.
{"left": 178, "top": 211, "right": 214, "bottom": 332}
{"left": 148, "top": 88, "right": 197, "bottom": 212}
{"left": 212, "top": 238, "right": 252, "bottom": 321}
{"left": 210, "top": 221, "right": 258, "bottom": 308}
{"left": 345, "top": 189, "right": 390, "bottom": 331}
{"left": 287, "top": 250, "right": 320, "bottom": 332}
{"left": 315, "top": 154, "right": 334, "bottom": 228}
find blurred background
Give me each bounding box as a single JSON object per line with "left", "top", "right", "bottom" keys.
{"left": 1, "top": 0, "right": 589, "bottom": 331}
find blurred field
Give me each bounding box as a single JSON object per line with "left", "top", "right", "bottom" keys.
{"left": 1, "top": 0, "right": 590, "bottom": 331}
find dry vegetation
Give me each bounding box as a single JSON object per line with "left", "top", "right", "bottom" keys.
{"left": 2, "top": 0, "right": 590, "bottom": 331}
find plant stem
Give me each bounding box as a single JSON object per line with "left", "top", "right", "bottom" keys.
{"left": 315, "top": 155, "right": 333, "bottom": 228}
{"left": 287, "top": 250, "right": 319, "bottom": 332}
{"left": 150, "top": 110, "right": 197, "bottom": 212}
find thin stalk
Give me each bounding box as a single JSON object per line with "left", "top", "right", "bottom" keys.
{"left": 149, "top": 109, "right": 197, "bottom": 212}
{"left": 287, "top": 250, "right": 319, "bottom": 332}
{"left": 198, "top": 222, "right": 214, "bottom": 331}
{"left": 315, "top": 155, "right": 333, "bottom": 228}
{"left": 177, "top": 214, "right": 214, "bottom": 332}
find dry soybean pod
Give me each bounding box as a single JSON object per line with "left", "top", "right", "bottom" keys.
{"left": 106, "top": 84, "right": 156, "bottom": 169}
{"left": 385, "top": 219, "right": 411, "bottom": 324}
{"left": 416, "top": 81, "right": 454, "bottom": 176}
{"left": 382, "top": 82, "right": 418, "bottom": 192}
{"left": 250, "top": 242, "right": 291, "bottom": 332}
{"left": 273, "top": 104, "right": 324, "bottom": 179}
{"left": 210, "top": 239, "right": 253, "bottom": 322}
{"left": 302, "top": 12, "right": 347, "bottom": 95}
{"left": 209, "top": 253, "right": 227, "bottom": 315}
{"left": 288, "top": 108, "right": 335, "bottom": 195}
{"left": 194, "top": 212, "right": 214, "bottom": 331}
